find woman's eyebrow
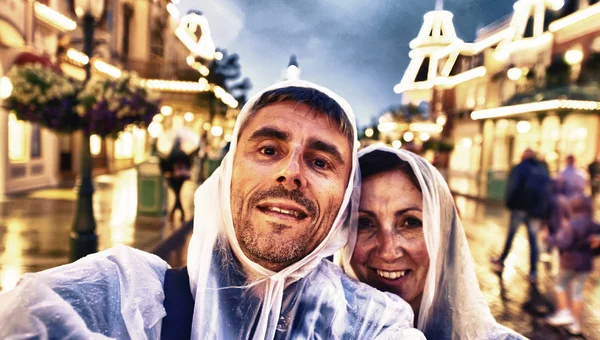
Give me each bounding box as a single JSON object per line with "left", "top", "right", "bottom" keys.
{"left": 358, "top": 210, "right": 377, "bottom": 218}
{"left": 394, "top": 207, "right": 422, "bottom": 217}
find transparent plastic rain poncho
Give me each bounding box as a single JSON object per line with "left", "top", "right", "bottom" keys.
{"left": 338, "top": 145, "right": 526, "bottom": 340}
{"left": 0, "top": 81, "right": 424, "bottom": 340}
{"left": 186, "top": 80, "right": 423, "bottom": 339}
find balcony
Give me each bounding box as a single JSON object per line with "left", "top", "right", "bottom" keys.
{"left": 122, "top": 58, "right": 199, "bottom": 82}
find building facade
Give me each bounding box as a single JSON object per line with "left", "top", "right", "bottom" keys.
{"left": 0, "top": 0, "right": 238, "bottom": 197}
{"left": 396, "top": 0, "right": 600, "bottom": 199}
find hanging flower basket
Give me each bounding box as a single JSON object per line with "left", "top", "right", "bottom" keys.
{"left": 4, "top": 63, "right": 81, "bottom": 133}
{"left": 75, "top": 73, "right": 160, "bottom": 138}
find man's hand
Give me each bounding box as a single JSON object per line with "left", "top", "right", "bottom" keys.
{"left": 589, "top": 234, "right": 600, "bottom": 249}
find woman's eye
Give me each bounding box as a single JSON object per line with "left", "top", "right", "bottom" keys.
{"left": 261, "top": 146, "right": 276, "bottom": 156}
{"left": 404, "top": 217, "right": 423, "bottom": 228}
{"left": 358, "top": 217, "right": 375, "bottom": 230}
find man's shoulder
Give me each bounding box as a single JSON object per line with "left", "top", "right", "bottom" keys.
{"left": 2, "top": 246, "right": 169, "bottom": 338}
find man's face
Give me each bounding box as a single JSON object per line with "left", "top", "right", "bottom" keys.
{"left": 231, "top": 101, "right": 352, "bottom": 272}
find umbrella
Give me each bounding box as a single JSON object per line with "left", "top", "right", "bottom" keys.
{"left": 156, "top": 126, "right": 201, "bottom": 155}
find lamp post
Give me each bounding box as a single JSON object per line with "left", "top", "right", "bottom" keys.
{"left": 285, "top": 55, "right": 300, "bottom": 80}
{"left": 70, "top": 0, "right": 105, "bottom": 262}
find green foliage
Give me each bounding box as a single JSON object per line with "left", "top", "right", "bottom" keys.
{"left": 421, "top": 138, "right": 454, "bottom": 152}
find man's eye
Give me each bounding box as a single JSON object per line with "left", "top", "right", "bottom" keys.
{"left": 261, "top": 147, "right": 276, "bottom": 156}
{"left": 313, "top": 158, "right": 327, "bottom": 169}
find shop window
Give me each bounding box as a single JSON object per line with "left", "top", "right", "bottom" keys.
{"left": 114, "top": 131, "right": 134, "bottom": 159}
{"left": 30, "top": 124, "right": 41, "bottom": 159}
{"left": 8, "top": 112, "right": 27, "bottom": 162}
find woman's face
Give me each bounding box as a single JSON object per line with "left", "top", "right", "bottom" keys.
{"left": 350, "top": 169, "right": 429, "bottom": 312}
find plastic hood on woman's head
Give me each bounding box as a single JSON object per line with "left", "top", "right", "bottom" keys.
{"left": 186, "top": 80, "right": 361, "bottom": 339}
{"left": 339, "top": 144, "right": 524, "bottom": 340}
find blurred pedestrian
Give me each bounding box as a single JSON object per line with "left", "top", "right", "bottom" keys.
{"left": 587, "top": 157, "right": 600, "bottom": 199}
{"left": 492, "top": 148, "right": 552, "bottom": 284}
{"left": 545, "top": 195, "right": 600, "bottom": 335}
{"left": 540, "top": 180, "right": 570, "bottom": 264}
{"left": 164, "top": 137, "right": 198, "bottom": 222}
{"left": 557, "top": 154, "right": 586, "bottom": 198}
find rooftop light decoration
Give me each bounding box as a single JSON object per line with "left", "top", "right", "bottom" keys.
{"left": 4, "top": 63, "right": 81, "bottom": 132}
{"left": 75, "top": 73, "right": 160, "bottom": 137}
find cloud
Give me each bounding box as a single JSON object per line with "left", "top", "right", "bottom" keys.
{"left": 176, "top": 0, "right": 514, "bottom": 125}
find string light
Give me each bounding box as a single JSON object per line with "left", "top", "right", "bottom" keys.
{"left": 34, "top": 3, "right": 76, "bottom": 32}
{"left": 471, "top": 100, "right": 600, "bottom": 120}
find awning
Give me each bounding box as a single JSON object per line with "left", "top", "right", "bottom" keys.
{"left": 504, "top": 85, "right": 600, "bottom": 106}
{"left": 471, "top": 85, "right": 600, "bottom": 120}
{"left": 0, "top": 47, "right": 61, "bottom": 73}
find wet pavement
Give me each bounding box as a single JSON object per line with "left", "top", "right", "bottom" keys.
{"left": 2, "top": 170, "right": 600, "bottom": 339}
{"left": 455, "top": 195, "right": 600, "bottom": 340}
{"left": 0, "top": 168, "right": 197, "bottom": 293}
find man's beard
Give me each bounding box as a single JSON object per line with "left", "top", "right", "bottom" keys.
{"left": 234, "top": 186, "right": 318, "bottom": 267}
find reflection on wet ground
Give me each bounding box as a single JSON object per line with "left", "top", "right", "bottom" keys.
{"left": 0, "top": 169, "right": 196, "bottom": 292}
{"left": 457, "top": 196, "right": 600, "bottom": 339}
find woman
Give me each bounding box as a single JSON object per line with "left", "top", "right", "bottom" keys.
{"left": 338, "top": 144, "right": 524, "bottom": 339}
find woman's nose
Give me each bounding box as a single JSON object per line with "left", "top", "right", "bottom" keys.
{"left": 376, "top": 232, "right": 404, "bottom": 262}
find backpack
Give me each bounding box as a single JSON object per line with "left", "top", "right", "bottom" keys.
{"left": 522, "top": 163, "right": 552, "bottom": 218}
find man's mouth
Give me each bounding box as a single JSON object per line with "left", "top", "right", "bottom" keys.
{"left": 257, "top": 203, "right": 309, "bottom": 220}
{"left": 375, "top": 269, "right": 409, "bottom": 280}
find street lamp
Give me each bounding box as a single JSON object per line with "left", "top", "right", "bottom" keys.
{"left": 70, "top": 0, "right": 105, "bottom": 262}
{"left": 286, "top": 55, "right": 300, "bottom": 80}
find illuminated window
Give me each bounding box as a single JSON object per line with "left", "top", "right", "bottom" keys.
{"left": 8, "top": 112, "right": 27, "bottom": 162}
{"left": 114, "top": 131, "right": 134, "bottom": 159}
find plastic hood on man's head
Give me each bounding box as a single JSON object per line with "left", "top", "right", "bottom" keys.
{"left": 188, "top": 79, "right": 361, "bottom": 286}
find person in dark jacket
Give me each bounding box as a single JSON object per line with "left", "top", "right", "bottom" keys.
{"left": 492, "top": 148, "right": 551, "bottom": 284}
{"left": 164, "top": 138, "right": 197, "bottom": 222}
{"left": 545, "top": 194, "right": 600, "bottom": 335}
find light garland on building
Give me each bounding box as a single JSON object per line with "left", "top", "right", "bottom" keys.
{"left": 34, "top": 2, "right": 77, "bottom": 32}
{"left": 395, "top": 7, "right": 463, "bottom": 94}
{"left": 395, "top": 66, "right": 486, "bottom": 93}
{"left": 471, "top": 100, "right": 600, "bottom": 120}
{"left": 93, "top": 60, "right": 122, "bottom": 78}
{"left": 549, "top": 2, "right": 600, "bottom": 32}
{"left": 175, "top": 12, "right": 216, "bottom": 60}
{"left": 66, "top": 48, "right": 89, "bottom": 66}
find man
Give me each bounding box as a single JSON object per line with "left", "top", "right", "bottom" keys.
{"left": 0, "top": 81, "right": 423, "bottom": 339}
{"left": 557, "top": 154, "right": 586, "bottom": 198}
{"left": 492, "top": 148, "right": 551, "bottom": 284}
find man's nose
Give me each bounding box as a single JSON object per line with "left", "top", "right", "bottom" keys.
{"left": 376, "top": 232, "right": 404, "bottom": 262}
{"left": 276, "top": 151, "right": 306, "bottom": 190}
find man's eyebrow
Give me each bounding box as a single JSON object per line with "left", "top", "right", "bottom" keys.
{"left": 247, "top": 126, "right": 289, "bottom": 142}
{"left": 307, "top": 137, "right": 345, "bottom": 165}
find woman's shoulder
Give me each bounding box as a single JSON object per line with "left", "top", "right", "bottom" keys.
{"left": 294, "top": 260, "right": 421, "bottom": 339}
{"left": 309, "top": 260, "right": 415, "bottom": 316}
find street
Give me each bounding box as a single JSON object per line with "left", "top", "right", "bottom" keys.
{"left": 455, "top": 195, "right": 600, "bottom": 339}
{"left": 1, "top": 170, "right": 600, "bottom": 339}
{"left": 0, "top": 168, "right": 197, "bottom": 293}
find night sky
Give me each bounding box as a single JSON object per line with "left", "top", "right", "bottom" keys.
{"left": 179, "top": 0, "right": 514, "bottom": 126}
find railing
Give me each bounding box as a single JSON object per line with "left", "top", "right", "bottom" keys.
{"left": 151, "top": 219, "right": 194, "bottom": 267}
{"left": 122, "top": 58, "right": 200, "bottom": 82}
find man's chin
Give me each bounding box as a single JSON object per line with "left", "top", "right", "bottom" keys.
{"left": 238, "top": 233, "right": 308, "bottom": 270}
